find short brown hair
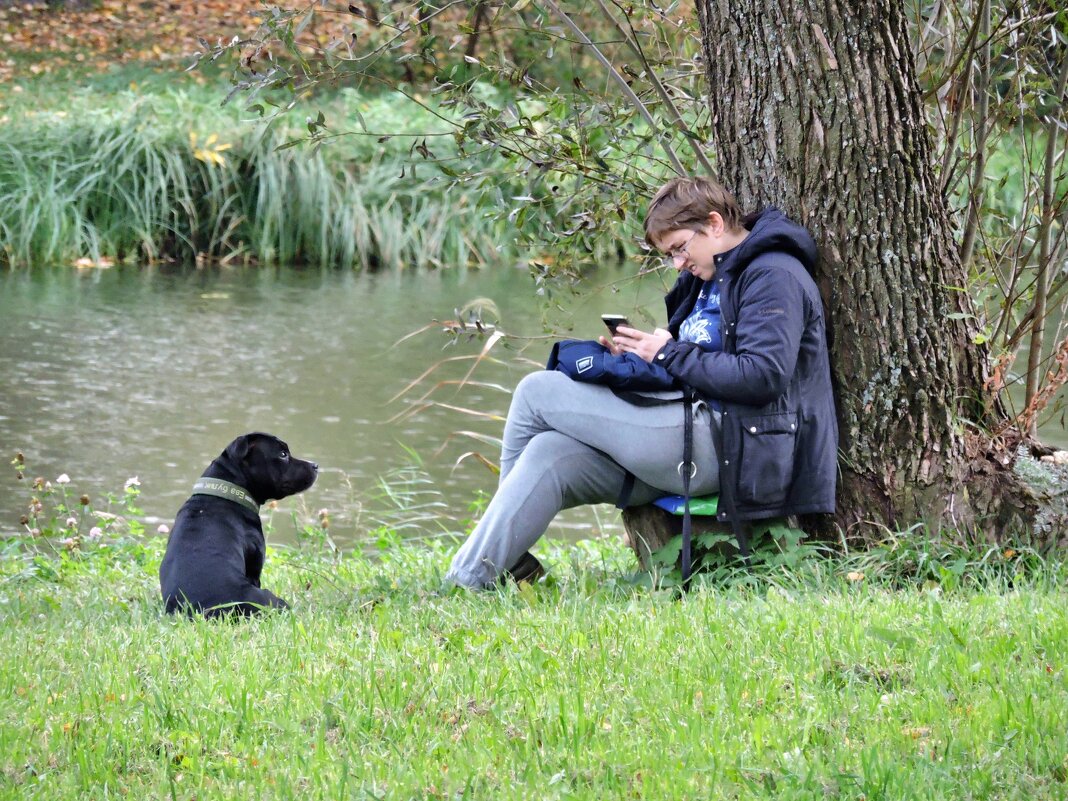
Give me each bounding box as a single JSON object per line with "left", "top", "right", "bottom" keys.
{"left": 643, "top": 176, "right": 743, "bottom": 247}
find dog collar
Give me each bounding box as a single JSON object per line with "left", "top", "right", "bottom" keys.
{"left": 191, "top": 478, "right": 260, "bottom": 513}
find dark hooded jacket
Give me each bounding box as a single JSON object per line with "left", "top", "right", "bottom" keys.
{"left": 653, "top": 208, "right": 838, "bottom": 522}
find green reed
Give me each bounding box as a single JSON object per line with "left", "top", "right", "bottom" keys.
{"left": 0, "top": 88, "right": 509, "bottom": 270}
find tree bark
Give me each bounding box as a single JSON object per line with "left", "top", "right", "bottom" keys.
{"left": 695, "top": 0, "right": 1038, "bottom": 541}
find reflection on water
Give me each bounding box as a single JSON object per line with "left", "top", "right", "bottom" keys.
{"left": 0, "top": 263, "right": 668, "bottom": 544}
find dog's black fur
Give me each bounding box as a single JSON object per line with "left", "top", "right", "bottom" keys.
{"left": 159, "top": 433, "right": 318, "bottom": 617}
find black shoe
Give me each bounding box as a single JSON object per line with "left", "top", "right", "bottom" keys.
{"left": 500, "top": 551, "right": 546, "bottom": 585}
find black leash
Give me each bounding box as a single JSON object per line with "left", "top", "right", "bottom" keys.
{"left": 611, "top": 387, "right": 751, "bottom": 580}
{"left": 680, "top": 388, "right": 694, "bottom": 586}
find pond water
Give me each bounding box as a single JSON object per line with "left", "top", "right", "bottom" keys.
{"left": 0, "top": 264, "right": 1063, "bottom": 545}
{"left": 0, "top": 262, "right": 669, "bottom": 545}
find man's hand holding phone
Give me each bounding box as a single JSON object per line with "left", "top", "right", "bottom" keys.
{"left": 599, "top": 313, "right": 673, "bottom": 362}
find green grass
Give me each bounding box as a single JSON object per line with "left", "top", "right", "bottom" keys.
{"left": 1, "top": 526, "right": 1067, "bottom": 800}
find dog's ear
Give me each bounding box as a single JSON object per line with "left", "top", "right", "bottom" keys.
{"left": 224, "top": 435, "right": 252, "bottom": 463}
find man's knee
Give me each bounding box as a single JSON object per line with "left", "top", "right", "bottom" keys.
{"left": 513, "top": 370, "right": 569, "bottom": 404}
{"left": 521, "top": 430, "right": 588, "bottom": 462}
{"left": 521, "top": 431, "right": 625, "bottom": 504}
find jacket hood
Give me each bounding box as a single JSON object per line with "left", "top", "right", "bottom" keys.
{"left": 730, "top": 207, "right": 818, "bottom": 275}
{"left": 664, "top": 207, "right": 817, "bottom": 333}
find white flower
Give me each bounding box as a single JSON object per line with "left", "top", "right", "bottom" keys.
{"left": 157, "top": 524, "right": 171, "bottom": 535}
{"left": 65, "top": 517, "right": 77, "bottom": 528}
{"left": 87, "top": 527, "right": 103, "bottom": 540}
{"left": 56, "top": 474, "right": 71, "bottom": 485}
{"left": 124, "top": 477, "right": 141, "bottom": 490}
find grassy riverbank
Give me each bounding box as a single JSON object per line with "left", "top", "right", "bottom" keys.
{"left": 2, "top": 526, "right": 1066, "bottom": 800}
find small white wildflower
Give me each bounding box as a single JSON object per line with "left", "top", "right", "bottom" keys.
{"left": 88, "top": 527, "right": 103, "bottom": 540}
{"left": 124, "top": 477, "right": 141, "bottom": 490}
{"left": 56, "top": 474, "right": 71, "bottom": 485}
{"left": 60, "top": 537, "right": 77, "bottom": 549}
{"left": 65, "top": 517, "right": 77, "bottom": 528}
{"left": 157, "top": 524, "right": 171, "bottom": 535}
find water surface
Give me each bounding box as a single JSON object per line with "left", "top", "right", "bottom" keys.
{"left": 0, "top": 263, "right": 667, "bottom": 543}
{"left": 0, "top": 264, "right": 1062, "bottom": 544}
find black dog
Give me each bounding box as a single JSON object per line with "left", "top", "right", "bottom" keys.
{"left": 159, "top": 433, "right": 318, "bottom": 617}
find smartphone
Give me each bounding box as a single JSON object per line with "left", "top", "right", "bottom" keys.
{"left": 601, "top": 314, "right": 631, "bottom": 335}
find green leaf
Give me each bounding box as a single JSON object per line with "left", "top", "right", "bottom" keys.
{"left": 695, "top": 532, "right": 733, "bottom": 550}
{"left": 866, "top": 626, "right": 917, "bottom": 649}
{"left": 651, "top": 535, "right": 682, "bottom": 566}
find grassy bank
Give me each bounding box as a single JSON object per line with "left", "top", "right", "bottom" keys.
{"left": 2, "top": 525, "right": 1067, "bottom": 799}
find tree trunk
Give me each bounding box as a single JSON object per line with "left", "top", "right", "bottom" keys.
{"left": 695, "top": 0, "right": 1039, "bottom": 542}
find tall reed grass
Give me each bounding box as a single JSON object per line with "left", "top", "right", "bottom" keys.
{"left": 0, "top": 89, "right": 509, "bottom": 270}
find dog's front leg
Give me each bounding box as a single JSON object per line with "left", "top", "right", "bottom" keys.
{"left": 245, "top": 536, "right": 265, "bottom": 587}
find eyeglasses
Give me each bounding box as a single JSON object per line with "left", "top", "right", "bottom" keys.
{"left": 662, "top": 231, "right": 698, "bottom": 268}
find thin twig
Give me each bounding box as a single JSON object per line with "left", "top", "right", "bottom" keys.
{"left": 1024, "top": 50, "right": 1068, "bottom": 428}
{"left": 595, "top": 0, "right": 715, "bottom": 177}
{"left": 959, "top": 0, "right": 991, "bottom": 269}
{"left": 539, "top": 0, "right": 688, "bottom": 176}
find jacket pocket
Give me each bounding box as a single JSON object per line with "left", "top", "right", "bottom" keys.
{"left": 737, "top": 412, "right": 798, "bottom": 506}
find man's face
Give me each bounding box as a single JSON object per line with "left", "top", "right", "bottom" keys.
{"left": 655, "top": 212, "right": 728, "bottom": 282}
{"left": 658, "top": 228, "right": 710, "bottom": 281}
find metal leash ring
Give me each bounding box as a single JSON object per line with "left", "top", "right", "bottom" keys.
{"left": 677, "top": 461, "right": 697, "bottom": 478}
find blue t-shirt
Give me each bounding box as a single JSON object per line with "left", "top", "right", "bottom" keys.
{"left": 678, "top": 280, "right": 722, "bottom": 410}
{"left": 678, "top": 280, "right": 722, "bottom": 353}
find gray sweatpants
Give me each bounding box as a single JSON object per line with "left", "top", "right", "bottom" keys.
{"left": 446, "top": 370, "right": 720, "bottom": 588}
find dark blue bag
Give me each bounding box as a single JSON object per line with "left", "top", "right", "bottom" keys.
{"left": 545, "top": 340, "right": 678, "bottom": 391}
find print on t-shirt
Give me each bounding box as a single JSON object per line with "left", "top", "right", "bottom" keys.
{"left": 679, "top": 283, "right": 722, "bottom": 353}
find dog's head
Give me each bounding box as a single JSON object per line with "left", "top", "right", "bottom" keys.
{"left": 219, "top": 433, "right": 318, "bottom": 504}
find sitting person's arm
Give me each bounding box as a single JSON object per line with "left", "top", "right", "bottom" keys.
{"left": 617, "top": 264, "right": 806, "bottom": 406}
